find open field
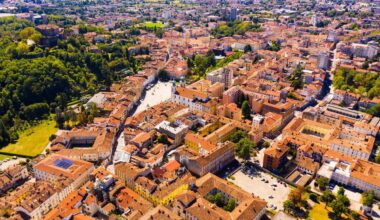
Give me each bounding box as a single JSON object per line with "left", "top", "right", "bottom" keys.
{"left": 143, "top": 21, "right": 163, "bottom": 28}
{"left": 0, "top": 118, "right": 57, "bottom": 159}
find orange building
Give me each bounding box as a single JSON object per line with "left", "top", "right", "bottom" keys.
{"left": 263, "top": 142, "right": 289, "bottom": 171}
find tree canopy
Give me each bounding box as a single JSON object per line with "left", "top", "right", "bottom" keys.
{"left": 333, "top": 67, "right": 380, "bottom": 99}
{"left": 236, "top": 137, "right": 256, "bottom": 160}
{"left": 0, "top": 17, "right": 139, "bottom": 147}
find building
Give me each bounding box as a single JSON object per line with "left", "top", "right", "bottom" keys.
{"left": 50, "top": 127, "right": 116, "bottom": 162}
{"left": 35, "top": 24, "right": 62, "bottom": 47}
{"left": 140, "top": 205, "right": 181, "bottom": 220}
{"left": 263, "top": 141, "right": 289, "bottom": 171}
{"left": 310, "top": 14, "right": 319, "bottom": 26}
{"left": 17, "top": 155, "right": 94, "bottom": 219}
{"left": 0, "top": 164, "right": 29, "bottom": 195}
{"left": 319, "top": 151, "right": 380, "bottom": 197}
{"left": 206, "top": 68, "right": 233, "bottom": 89}
{"left": 175, "top": 134, "right": 235, "bottom": 176}
{"left": 171, "top": 86, "right": 217, "bottom": 113}
{"left": 351, "top": 43, "right": 379, "bottom": 59}
{"left": 114, "top": 186, "right": 153, "bottom": 219}
{"left": 230, "top": 8, "right": 238, "bottom": 21}
{"left": 326, "top": 30, "right": 337, "bottom": 43}
{"left": 155, "top": 120, "right": 189, "bottom": 146}
{"left": 282, "top": 111, "right": 376, "bottom": 160}
{"left": 217, "top": 103, "right": 242, "bottom": 121}
{"left": 317, "top": 52, "right": 330, "bottom": 70}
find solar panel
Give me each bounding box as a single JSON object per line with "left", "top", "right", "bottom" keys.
{"left": 54, "top": 158, "right": 73, "bottom": 169}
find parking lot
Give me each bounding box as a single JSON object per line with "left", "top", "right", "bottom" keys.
{"left": 230, "top": 165, "right": 291, "bottom": 211}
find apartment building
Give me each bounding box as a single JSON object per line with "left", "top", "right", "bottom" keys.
{"left": 175, "top": 133, "right": 235, "bottom": 176}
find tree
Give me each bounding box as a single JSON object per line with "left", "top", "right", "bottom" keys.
{"left": 236, "top": 137, "right": 256, "bottom": 160}
{"left": 320, "top": 190, "right": 335, "bottom": 207}
{"left": 315, "top": 176, "right": 329, "bottom": 191}
{"left": 30, "top": 32, "right": 42, "bottom": 44}
{"left": 367, "top": 104, "right": 380, "bottom": 117}
{"left": 173, "top": 26, "right": 184, "bottom": 32}
{"left": 244, "top": 44, "right": 252, "bottom": 52}
{"left": 331, "top": 199, "right": 347, "bottom": 218}
{"left": 309, "top": 193, "right": 318, "bottom": 203}
{"left": 350, "top": 210, "right": 360, "bottom": 220}
{"left": 288, "top": 186, "right": 303, "bottom": 206}
{"left": 19, "top": 27, "right": 38, "bottom": 39}
{"left": 224, "top": 198, "right": 236, "bottom": 211}
{"left": 206, "top": 194, "right": 215, "bottom": 203}
{"left": 214, "top": 192, "right": 224, "bottom": 207}
{"left": 23, "top": 103, "right": 50, "bottom": 121}
{"left": 263, "top": 141, "right": 270, "bottom": 148}
{"left": 283, "top": 200, "right": 295, "bottom": 213}
{"left": 241, "top": 100, "right": 251, "bottom": 119}
{"left": 230, "top": 130, "right": 246, "bottom": 143}
{"left": 266, "top": 40, "right": 281, "bottom": 51}
{"left": 289, "top": 64, "right": 304, "bottom": 90}
{"left": 16, "top": 42, "right": 29, "bottom": 54}
{"left": 157, "top": 134, "right": 169, "bottom": 144}
{"left": 158, "top": 69, "right": 170, "bottom": 82}
{"left": 330, "top": 190, "right": 350, "bottom": 217}
{"left": 362, "top": 190, "right": 375, "bottom": 208}
{"left": 0, "top": 120, "right": 10, "bottom": 148}
{"left": 337, "top": 187, "right": 345, "bottom": 196}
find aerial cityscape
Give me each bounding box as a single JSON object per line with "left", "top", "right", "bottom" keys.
{"left": 0, "top": 0, "right": 379, "bottom": 219}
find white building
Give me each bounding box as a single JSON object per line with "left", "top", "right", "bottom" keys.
{"left": 318, "top": 153, "right": 380, "bottom": 197}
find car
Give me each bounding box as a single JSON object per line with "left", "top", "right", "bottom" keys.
{"left": 265, "top": 180, "right": 269, "bottom": 183}
{"left": 269, "top": 195, "right": 274, "bottom": 199}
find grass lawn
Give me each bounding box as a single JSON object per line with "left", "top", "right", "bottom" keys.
{"left": 310, "top": 203, "right": 352, "bottom": 220}
{"left": 143, "top": 21, "right": 163, "bottom": 28}
{"left": 0, "top": 118, "right": 57, "bottom": 158}
{"left": 310, "top": 203, "right": 330, "bottom": 220}
{"left": 0, "top": 154, "right": 10, "bottom": 161}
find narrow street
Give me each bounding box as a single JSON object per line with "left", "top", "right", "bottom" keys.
{"left": 107, "top": 80, "right": 173, "bottom": 172}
